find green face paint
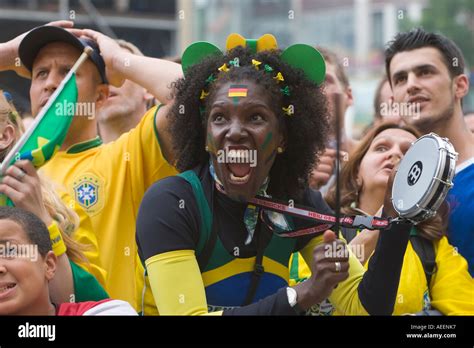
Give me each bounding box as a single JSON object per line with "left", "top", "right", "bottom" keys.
{"left": 261, "top": 132, "right": 273, "bottom": 151}
{"left": 265, "top": 149, "right": 277, "bottom": 165}
{"left": 207, "top": 133, "right": 217, "bottom": 154}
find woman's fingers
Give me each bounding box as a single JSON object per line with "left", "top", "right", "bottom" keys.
{"left": 322, "top": 230, "right": 337, "bottom": 243}
{"left": 4, "top": 164, "right": 29, "bottom": 183}
{"left": 12, "top": 160, "right": 37, "bottom": 179}
{"left": 1, "top": 175, "right": 25, "bottom": 192}
{"left": 0, "top": 183, "right": 22, "bottom": 204}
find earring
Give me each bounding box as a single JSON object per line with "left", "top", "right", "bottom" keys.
{"left": 205, "top": 145, "right": 209, "bottom": 152}
{"left": 277, "top": 147, "right": 284, "bottom": 154}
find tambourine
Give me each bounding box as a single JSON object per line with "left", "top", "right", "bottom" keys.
{"left": 391, "top": 133, "right": 457, "bottom": 224}
{"left": 247, "top": 133, "right": 457, "bottom": 237}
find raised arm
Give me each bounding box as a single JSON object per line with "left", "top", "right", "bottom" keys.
{"left": 0, "top": 20, "right": 75, "bottom": 78}
{"left": 76, "top": 29, "right": 180, "bottom": 163}
{"left": 78, "top": 29, "right": 182, "bottom": 105}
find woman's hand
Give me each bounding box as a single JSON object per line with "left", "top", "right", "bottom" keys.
{"left": 383, "top": 166, "right": 399, "bottom": 218}
{"left": 0, "top": 160, "right": 52, "bottom": 226}
{"left": 294, "top": 230, "right": 350, "bottom": 310}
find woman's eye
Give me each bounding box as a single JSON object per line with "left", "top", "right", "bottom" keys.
{"left": 375, "top": 146, "right": 388, "bottom": 152}
{"left": 212, "top": 114, "right": 225, "bottom": 123}
{"left": 250, "top": 114, "right": 264, "bottom": 122}
{"left": 36, "top": 70, "right": 47, "bottom": 78}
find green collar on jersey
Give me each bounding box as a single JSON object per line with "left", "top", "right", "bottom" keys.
{"left": 66, "top": 136, "right": 103, "bottom": 154}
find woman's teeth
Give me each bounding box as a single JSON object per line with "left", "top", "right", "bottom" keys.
{"left": 0, "top": 284, "right": 15, "bottom": 293}
{"left": 230, "top": 172, "right": 250, "bottom": 182}
{"left": 227, "top": 149, "right": 250, "bottom": 162}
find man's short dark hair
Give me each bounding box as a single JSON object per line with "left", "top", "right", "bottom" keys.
{"left": 385, "top": 28, "right": 466, "bottom": 84}
{"left": 0, "top": 207, "right": 51, "bottom": 256}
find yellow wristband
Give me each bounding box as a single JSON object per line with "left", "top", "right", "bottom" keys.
{"left": 48, "top": 221, "right": 67, "bottom": 257}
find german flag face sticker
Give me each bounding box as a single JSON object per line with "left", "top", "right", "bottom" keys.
{"left": 228, "top": 85, "right": 248, "bottom": 98}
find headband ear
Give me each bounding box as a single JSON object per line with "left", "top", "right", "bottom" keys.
{"left": 181, "top": 41, "right": 223, "bottom": 75}
{"left": 226, "top": 33, "right": 246, "bottom": 51}
{"left": 226, "top": 33, "right": 278, "bottom": 53}
{"left": 280, "top": 44, "right": 326, "bottom": 85}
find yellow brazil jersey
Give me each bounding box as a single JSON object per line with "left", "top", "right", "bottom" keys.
{"left": 59, "top": 191, "right": 107, "bottom": 287}
{"left": 290, "top": 236, "right": 474, "bottom": 315}
{"left": 40, "top": 105, "right": 177, "bottom": 309}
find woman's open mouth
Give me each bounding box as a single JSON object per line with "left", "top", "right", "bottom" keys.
{"left": 223, "top": 146, "right": 256, "bottom": 185}
{"left": 227, "top": 163, "right": 252, "bottom": 184}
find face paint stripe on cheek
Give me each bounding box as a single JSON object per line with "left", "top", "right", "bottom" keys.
{"left": 207, "top": 133, "right": 217, "bottom": 154}
{"left": 265, "top": 149, "right": 277, "bottom": 165}
{"left": 261, "top": 132, "right": 273, "bottom": 151}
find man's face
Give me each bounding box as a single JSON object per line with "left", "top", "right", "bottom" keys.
{"left": 389, "top": 47, "right": 456, "bottom": 133}
{"left": 0, "top": 219, "right": 55, "bottom": 315}
{"left": 323, "top": 62, "right": 353, "bottom": 129}
{"left": 29, "top": 42, "right": 105, "bottom": 118}
{"left": 98, "top": 79, "right": 147, "bottom": 123}
{"left": 375, "top": 80, "right": 402, "bottom": 126}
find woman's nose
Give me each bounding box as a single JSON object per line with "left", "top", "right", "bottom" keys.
{"left": 225, "top": 120, "right": 247, "bottom": 141}
{"left": 389, "top": 152, "right": 402, "bottom": 165}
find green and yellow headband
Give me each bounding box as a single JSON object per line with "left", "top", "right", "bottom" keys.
{"left": 182, "top": 33, "right": 326, "bottom": 116}
{"left": 182, "top": 33, "right": 326, "bottom": 85}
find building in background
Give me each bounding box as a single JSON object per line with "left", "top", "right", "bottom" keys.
{"left": 0, "top": 0, "right": 177, "bottom": 114}
{"left": 183, "top": 0, "right": 431, "bottom": 137}
{"left": 1, "top": 0, "right": 472, "bottom": 135}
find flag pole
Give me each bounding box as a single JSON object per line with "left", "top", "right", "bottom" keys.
{"left": 333, "top": 93, "right": 342, "bottom": 237}
{"left": 0, "top": 46, "right": 93, "bottom": 175}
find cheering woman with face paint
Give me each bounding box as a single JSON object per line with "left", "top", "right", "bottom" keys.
{"left": 136, "top": 34, "right": 412, "bottom": 315}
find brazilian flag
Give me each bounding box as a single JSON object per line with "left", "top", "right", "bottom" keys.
{"left": 18, "top": 74, "right": 77, "bottom": 166}
{"left": 0, "top": 73, "right": 78, "bottom": 205}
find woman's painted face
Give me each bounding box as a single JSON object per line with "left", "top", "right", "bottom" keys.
{"left": 358, "top": 128, "right": 416, "bottom": 193}
{"left": 206, "top": 80, "right": 284, "bottom": 201}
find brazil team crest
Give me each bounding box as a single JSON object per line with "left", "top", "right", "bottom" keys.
{"left": 72, "top": 174, "right": 105, "bottom": 216}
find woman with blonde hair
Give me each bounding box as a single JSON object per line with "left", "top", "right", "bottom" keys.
{"left": 0, "top": 90, "right": 107, "bottom": 304}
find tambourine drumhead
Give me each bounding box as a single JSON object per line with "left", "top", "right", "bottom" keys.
{"left": 392, "top": 133, "right": 456, "bottom": 222}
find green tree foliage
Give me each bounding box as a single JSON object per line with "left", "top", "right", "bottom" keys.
{"left": 421, "top": 0, "right": 474, "bottom": 69}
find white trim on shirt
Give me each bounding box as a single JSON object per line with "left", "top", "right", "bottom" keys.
{"left": 83, "top": 300, "right": 138, "bottom": 316}
{"left": 456, "top": 157, "right": 474, "bottom": 174}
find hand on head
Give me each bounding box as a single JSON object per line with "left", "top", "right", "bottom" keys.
{"left": 5, "top": 20, "right": 75, "bottom": 79}
{"left": 72, "top": 29, "right": 127, "bottom": 88}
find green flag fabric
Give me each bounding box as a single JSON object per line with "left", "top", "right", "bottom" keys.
{"left": 0, "top": 73, "right": 78, "bottom": 206}
{"left": 18, "top": 73, "right": 77, "bottom": 166}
